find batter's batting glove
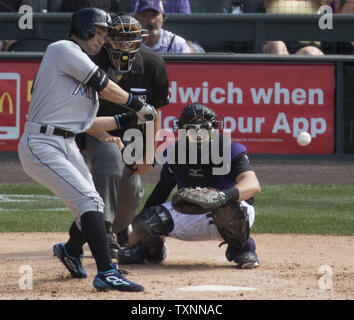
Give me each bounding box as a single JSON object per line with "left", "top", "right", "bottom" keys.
{"left": 125, "top": 94, "right": 157, "bottom": 123}
{"left": 136, "top": 103, "right": 157, "bottom": 124}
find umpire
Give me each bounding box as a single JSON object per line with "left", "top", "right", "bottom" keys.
{"left": 80, "top": 14, "right": 169, "bottom": 258}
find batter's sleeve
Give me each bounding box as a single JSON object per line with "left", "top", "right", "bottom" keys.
{"left": 51, "top": 41, "right": 98, "bottom": 85}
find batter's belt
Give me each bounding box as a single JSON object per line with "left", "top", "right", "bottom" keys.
{"left": 40, "top": 125, "right": 75, "bottom": 138}
{"left": 24, "top": 122, "right": 76, "bottom": 139}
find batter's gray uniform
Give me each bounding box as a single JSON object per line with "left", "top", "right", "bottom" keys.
{"left": 18, "top": 40, "right": 105, "bottom": 228}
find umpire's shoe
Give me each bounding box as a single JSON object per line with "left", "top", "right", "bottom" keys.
{"left": 53, "top": 243, "right": 87, "bottom": 278}
{"left": 93, "top": 263, "right": 144, "bottom": 292}
{"left": 225, "top": 238, "right": 260, "bottom": 269}
{"left": 107, "top": 232, "right": 120, "bottom": 260}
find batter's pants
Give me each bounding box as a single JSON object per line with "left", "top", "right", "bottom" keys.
{"left": 18, "top": 123, "right": 104, "bottom": 230}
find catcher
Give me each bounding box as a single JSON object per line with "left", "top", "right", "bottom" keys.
{"left": 117, "top": 102, "right": 261, "bottom": 269}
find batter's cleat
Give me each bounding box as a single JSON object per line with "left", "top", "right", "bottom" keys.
{"left": 53, "top": 243, "right": 87, "bottom": 278}
{"left": 93, "top": 263, "right": 144, "bottom": 292}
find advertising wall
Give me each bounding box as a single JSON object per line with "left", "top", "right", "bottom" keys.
{"left": 0, "top": 60, "right": 335, "bottom": 154}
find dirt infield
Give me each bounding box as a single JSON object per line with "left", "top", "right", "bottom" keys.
{"left": 0, "top": 233, "right": 354, "bottom": 300}
{"left": 1, "top": 158, "right": 354, "bottom": 300}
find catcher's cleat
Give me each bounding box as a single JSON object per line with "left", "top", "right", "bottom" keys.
{"left": 225, "top": 239, "right": 260, "bottom": 269}
{"left": 233, "top": 251, "right": 260, "bottom": 269}
{"left": 93, "top": 263, "right": 144, "bottom": 292}
{"left": 53, "top": 243, "right": 87, "bottom": 278}
{"left": 118, "top": 245, "right": 146, "bottom": 264}
{"left": 118, "top": 241, "right": 167, "bottom": 265}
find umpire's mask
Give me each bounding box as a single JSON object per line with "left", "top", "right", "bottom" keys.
{"left": 105, "top": 15, "right": 148, "bottom": 73}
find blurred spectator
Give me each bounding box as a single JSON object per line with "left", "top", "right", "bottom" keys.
{"left": 59, "top": 0, "right": 120, "bottom": 12}
{"left": 0, "top": 1, "right": 34, "bottom": 51}
{"left": 334, "top": 0, "right": 354, "bottom": 53}
{"left": 134, "top": 0, "right": 204, "bottom": 53}
{"left": 1, "top": 40, "right": 18, "bottom": 51}
{"left": 234, "top": 0, "right": 265, "bottom": 13}
{"left": 339, "top": 0, "right": 354, "bottom": 12}
{"left": 130, "top": 0, "right": 191, "bottom": 13}
{"left": 262, "top": 0, "right": 333, "bottom": 55}
{"left": 263, "top": 0, "right": 333, "bottom": 13}
{"left": 0, "top": 0, "right": 32, "bottom": 11}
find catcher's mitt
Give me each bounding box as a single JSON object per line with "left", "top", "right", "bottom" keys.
{"left": 171, "top": 187, "right": 227, "bottom": 215}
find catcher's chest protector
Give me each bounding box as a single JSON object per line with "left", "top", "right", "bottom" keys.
{"left": 167, "top": 138, "right": 246, "bottom": 189}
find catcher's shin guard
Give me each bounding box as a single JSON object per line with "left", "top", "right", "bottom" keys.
{"left": 212, "top": 203, "right": 250, "bottom": 251}
{"left": 132, "top": 205, "right": 174, "bottom": 243}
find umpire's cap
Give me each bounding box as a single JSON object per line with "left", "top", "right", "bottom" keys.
{"left": 69, "top": 7, "right": 112, "bottom": 41}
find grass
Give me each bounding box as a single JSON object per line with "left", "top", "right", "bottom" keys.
{"left": 1, "top": 183, "right": 354, "bottom": 235}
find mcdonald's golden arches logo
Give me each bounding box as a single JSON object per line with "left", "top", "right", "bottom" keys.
{"left": 0, "top": 92, "right": 13, "bottom": 114}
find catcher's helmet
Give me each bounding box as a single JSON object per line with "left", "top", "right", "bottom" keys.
{"left": 177, "top": 103, "right": 220, "bottom": 143}
{"left": 105, "top": 15, "right": 148, "bottom": 73}
{"left": 68, "top": 7, "right": 112, "bottom": 41}
{"left": 178, "top": 103, "right": 218, "bottom": 129}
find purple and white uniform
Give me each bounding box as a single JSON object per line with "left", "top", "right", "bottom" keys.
{"left": 144, "top": 137, "right": 256, "bottom": 242}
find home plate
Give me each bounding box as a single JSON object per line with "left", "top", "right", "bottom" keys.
{"left": 179, "top": 285, "right": 256, "bottom": 292}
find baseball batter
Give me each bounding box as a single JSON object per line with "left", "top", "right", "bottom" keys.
{"left": 17, "top": 8, "right": 157, "bottom": 292}
{"left": 117, "top": 103, "right": 261, "bottom": 269}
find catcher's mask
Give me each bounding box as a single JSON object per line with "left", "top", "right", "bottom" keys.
{"left": 176, "top": 103, "right": 220, "bottom": 143}
{"left": 68, "top": 7, "right": 112, "bottom": 41}
{"left": 105, "top": 15, "right": 148, "bottom": 73}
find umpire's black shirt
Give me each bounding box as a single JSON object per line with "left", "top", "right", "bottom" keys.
{"left": 92, "top": 46, "right": 169, "bottom": 138}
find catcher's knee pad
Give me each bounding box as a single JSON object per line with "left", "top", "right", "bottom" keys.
{"left": 212, "top": 203, "right": 250, "bottom": 251}
{"left": 132, "top": 204, "right": 174, "bottom": 243}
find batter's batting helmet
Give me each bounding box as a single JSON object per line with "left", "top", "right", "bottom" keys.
{"left": 68, "top": 7, "right": 112, "bottom": 40}
{"left": 105, "top": 15, "right": 148, "bottom": 72}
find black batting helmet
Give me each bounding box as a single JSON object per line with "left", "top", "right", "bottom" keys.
{"left": 68, "top": 7, "right": 112, "bottom": 41}
{"left": 105, "top": 15, "right": 148, "bottom": 73}
{"left": 178, "top": 103, "right": 218, "bottom": 129}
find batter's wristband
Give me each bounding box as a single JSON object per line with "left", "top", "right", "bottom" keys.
{"left": 223, "top": 187, "right": 240, "bottom": 205}
{"left": 114, "top": 114, "right": 121, "bottom": 129}
{"left": 125, "top": 93, "right": 143, "bottom": 111}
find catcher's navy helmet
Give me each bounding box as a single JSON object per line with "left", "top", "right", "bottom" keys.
{"left": 178, "top": 103, "right": 218, "bottom": 129}
{"left": 69, "top": 7, "right": 112, "bottom": 40}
